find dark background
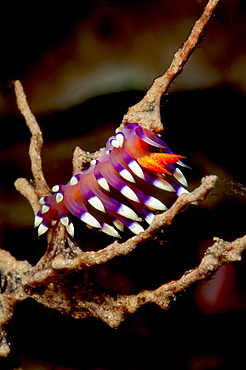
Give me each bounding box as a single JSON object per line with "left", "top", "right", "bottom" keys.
{"left": 1, "top": 0, "right": 246, "bottom": 369}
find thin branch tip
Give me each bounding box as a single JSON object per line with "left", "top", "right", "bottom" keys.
{"left": 14, "top": 79, "right": 49, "bottom": 200}
{"left": 123, "top": 0, "right": 220, "bottom": 132}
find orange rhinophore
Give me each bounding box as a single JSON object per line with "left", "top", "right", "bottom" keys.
{"left": 137, "top": 153, "right": 185, "bottom": 174}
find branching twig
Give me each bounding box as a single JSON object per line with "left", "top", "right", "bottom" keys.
{"left": 2, "top": 0, "right": 240, "bottom": 359}
{"left": 51, "top": 175, "right": 217, "bottom": 270}
{"left": 1, "top": 224, "right": 246, "bottom": 336}
{"left": 122, "top": 0, "right": 220, "bottom": 132}
{"left": 14, "top": 80, "right": 49, "bottom": 198}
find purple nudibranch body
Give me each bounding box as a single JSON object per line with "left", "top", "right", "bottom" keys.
{"left": 34, "top": 123, "right": 189, "bottom": 238}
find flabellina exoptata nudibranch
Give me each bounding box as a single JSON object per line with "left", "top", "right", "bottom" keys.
{"left": 34, "top": 123, "right": 189, "bottom": 238}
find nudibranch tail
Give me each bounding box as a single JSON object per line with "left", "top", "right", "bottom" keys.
{"left": 35, "top": 123, "right": 190, "bottom": 238}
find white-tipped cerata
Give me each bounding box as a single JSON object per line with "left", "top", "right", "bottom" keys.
{"left": 128, "top": 160, "right": 145, "bottom": 179}
{"left": 111, "top": 133, "right": 124, "bottom": 148}
{"left": 115, "top": 132, "right": 124, "bottom": 147}
{"left": 113, "top": 219, "right": 124, "bottom": 232}
{"left": 97, "top": 177, "right": 110, "bottom": 191}
{"left": 173, "top": 168, "right": 188, "bottom": 187}
{"left": 152, "top": 178, "right": 175, "bottom": 192}
{"left": 88, "top": 196, "right": 106, "bottom": 213}
{"left": 120, "top": 185, "right": 140, "bottom": 202}
{"left": 101, "top": 223, "right": 121, "bottom": 238}
{"left": 60, "top": 216, "right": 69, "bottom": 227}
{"left": 66, "top": 222, "right": 75, "bottom": 237}
{"left": 41, "top": 205, "right": 50, "bottom": 214}
{"left": 70, "top": 176, "right": 79, "bottom": 186}
{"left": 145, "top": 212, "right": 155, "bottom": 225}
{"left": 38, "top": 223, "right": 48, "bottom": 236}
{"left": 34, "top": 215, "right": 43, "bottom": 228}
{"left": 119, "top": 168, "right": 136, "bottom": 183}
{"left": 38, "top": 197, "right": 46, "bottom": 205}
{"left": 144, "top": 196, "right": 167, "bottom": 211}
{"left": 176, "top": 187, "right": 189, "bottom": 196}
{"left": 128, "top": 221, "right": 145, "bottom": 235}
{"left": 56, "top": 193, "right": 64, "bottom": 203}
{"left": 117, "top": 204, "right": 138, "bottom": 220}
{"left": 80, "top": 212, "right": 101, "bottom": 228}
{"left": 52, "top": 185, "right": 59, "bottom": 192}
{"left": 111, "top": 140, "right": 119, "bottom": 148}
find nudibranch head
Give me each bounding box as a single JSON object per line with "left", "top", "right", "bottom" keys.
{"left": 34, "top": 123, "right": 189, "bottom": 238}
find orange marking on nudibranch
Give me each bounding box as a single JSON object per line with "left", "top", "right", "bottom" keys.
{"left": 137, "top": 153, "right": 185, "bottom": 174}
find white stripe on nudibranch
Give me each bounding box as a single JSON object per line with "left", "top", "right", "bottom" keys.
{"left": 101, "top": 223, "right": 121, "bottom": 238}
{"left": 88, "top": 196, "right": 106, "bottom": 213}
{"left": 111, "top": 133, "right": 124, "bottom": 148}
{"left": 145, "top": 212, "right": 155, "bottom": 225}
{"left": 144, "top": 196, "right": 167, "bottom": 211}
{"left": 97, "top": 177, "right": 110, "bottom": 191}
{"left": 38, "top": 224, "right": 48, "bottom": 236}
{"left": 119, "top": 169, "right": 136, "bottom": 183}
{"left": 111, "top": 140, "right": 118, "bottom": 148}
{"left": 113, "top": 219, "right": 124, "bottom": 232}
{"left": 66, "top": 222, "right": 74, "bottom": 237}
{"left": 41, "top": 205, "right": 50, "bottom": 214}
{"left": 60, "top": 216, "right": 69, "bottom": 227}
{"left": 80, "top": 212, "right": 101, "bottom": 228}
{"left": 177, "top": 187, "right": 189, "bottom": 196}
{"left": 56, "top": 193, "right": 64, "bottom": 203}
{"left": 117, "top": 204, "right": 138, "bottom": 220}
{"left": 52, "top": 185, "right": 59, "bottom": 192}
{"left": 173, "top": 168, "right": 188, "bottom": 187}
{"left": 128, "top": 160, "right": 145, "bottom": 179}
{"left": 128, "top": 221, "right": 145, "bottom": 235}
{"left": 38, "top": 197, "right": 46, "bottom": 205}
{"left": 152, "top": 178, "right": 175, "bottom": 192}
{"left": 115, "top": 133, "right": 124, "bottom": 147}
{"left": 70, "top": 176, "right": 79, "bottom": 186}
{"left": 120, "top": 185, "right": 140, "bottom": 202}
{"left": 34, "top": 215, "right": 43, "bottom": 228}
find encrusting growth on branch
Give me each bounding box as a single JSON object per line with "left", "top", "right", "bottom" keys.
{"left": 2, "top": 0, "right": 244, "bottom": 359}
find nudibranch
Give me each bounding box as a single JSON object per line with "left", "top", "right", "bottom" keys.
{"left": 34, "top": 123, "right": 189, "bottom": 238}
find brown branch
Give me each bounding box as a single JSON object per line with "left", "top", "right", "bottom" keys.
{"left": 0, "top": 0, "right": 230, "bottom": 358}
{"left": 19, "top": 175, "right": 217, "bottom": 290}
{"left": 12, "top": 232, "right": 246, "bottom": 330}
{"left": 72, "top": 146, "right": 91, "bottom": 172}
{"left": 14, "top": 80, "right": 49, "bottom": 198}
{"left": 14, "top": 177, "right": 40, "bottom": 215}
{"left": 72, "top": 146, "right": 103, "bottom": 172}
{"left": 0, "top": 250, "right": 30, "bottom": 357}
{"left": 51, "top": 175, "right": 217, "bottom": 270}
{"left": 122, "top": 0, "right": 220, "bottom": 132}
{"left": 119, "top": 234, "right": 246, "bottom": 319}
